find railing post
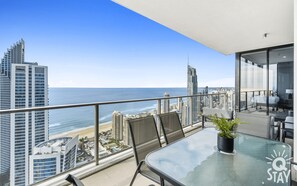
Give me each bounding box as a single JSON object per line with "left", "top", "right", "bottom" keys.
{"left": 245, "top": 92, "right": 248, "bottom": 110}
{"left": 157, "top": 99, "right": 161, "bottom": 134}
{"left": 209, "top": 95, "right": 213, "bottom": 108}
{"left": 189, "top": 96, "right": 193, "bottom": 126}
{"left": 197, "top": 94, "right": 201, "bottom": 119}
{"left": 94, "top": 105, "right": 99, "bottom": 166}
{"left": 224, "top": 93, "right": 228, "bottom": 110}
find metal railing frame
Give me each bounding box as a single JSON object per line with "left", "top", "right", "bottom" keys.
{"left": 239, "top": 89, "right": 273, "bottom": 111}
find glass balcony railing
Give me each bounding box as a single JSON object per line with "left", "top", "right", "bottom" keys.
{"left": 0, "top": 92, "right": 234, "bottom": 186}
{"left": 239, "top": 90, "right": 272, "bottom": 111}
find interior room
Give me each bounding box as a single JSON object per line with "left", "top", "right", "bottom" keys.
{"left": 238, "top": 45, "right": 293, "bottom": 115}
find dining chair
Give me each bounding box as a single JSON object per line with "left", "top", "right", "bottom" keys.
{"left": 158, "top": 112, "right": 185, "bottom": 144}
{"left": 282, "top": 116, "right": 294, "bottom": 142}
{"left": 65, "top": 174, "right": 85, "bottom": 186}
{"left": 128, "top": 115, "right": 165, "bottom": 186}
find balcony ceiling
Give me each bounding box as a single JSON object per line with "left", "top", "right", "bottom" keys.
{"left": 113, "top": 0, "right": 293, "bottom": 55}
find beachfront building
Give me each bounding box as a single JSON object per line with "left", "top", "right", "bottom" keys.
{"left": 162, "top": 92, "right": 170, "bottom": 113}
{"left": 0, "top": 40, "right": 48, "bottom": 186}
{"left": 111, "top": 111, "right": 123, "bottom": 141}
{"left": 29, "top": 136, "right": 79, "bottom": 184}
{"left": 187, "top": 65, "right": 198, "bottom": 124}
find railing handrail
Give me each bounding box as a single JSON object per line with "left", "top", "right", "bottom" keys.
{"left": 240, "top": 89, "right": 271, "bottom": 93}
{"left": 0, "top": 92, "right": 227, "bottom": 114}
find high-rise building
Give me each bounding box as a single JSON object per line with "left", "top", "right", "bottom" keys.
{"left": 0, "top": 40, "right": 48, "bottom": 186}
{"left": 187, "top": 65, "right": 198, "bottom": 125}
{"left": 112, "top": 111, "right": 123, "bottom": 141}
{"left": 29, "top": 136, "right": 78, "bottom": 184}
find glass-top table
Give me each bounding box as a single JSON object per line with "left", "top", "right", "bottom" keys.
{"left": 145, "top": 128, "right": 292, "bottom": 186}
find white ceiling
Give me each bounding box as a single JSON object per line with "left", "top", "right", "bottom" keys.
{"left": 113, "top": 0, "right": 293, "bottom": 55}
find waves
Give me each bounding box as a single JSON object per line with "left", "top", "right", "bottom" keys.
{"left": 48, "top": 88, "right": 188, "bottom": 135}
{"left": 49, "top": 123, "right": 61, "bottom": 128}
{"left": 48, "top": 102, "right": 158, "bottom": 134}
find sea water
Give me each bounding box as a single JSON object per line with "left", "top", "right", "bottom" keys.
{"left": 48, "top": 88, "right": 188, "bottom": 135}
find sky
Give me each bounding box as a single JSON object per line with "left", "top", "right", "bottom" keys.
{"left": 0, "top": 0, "right": 235, "bottom": 88}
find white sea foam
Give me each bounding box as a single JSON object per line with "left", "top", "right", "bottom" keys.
{"left": 49, "top": 123, "right": 61, "bottom": 128}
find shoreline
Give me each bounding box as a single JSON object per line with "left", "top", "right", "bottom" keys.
{"left": 48, "top": 106, "right": 174, "bottom": 140}
{"left": 49, "top": 121, "right": 112, "bottom": 139}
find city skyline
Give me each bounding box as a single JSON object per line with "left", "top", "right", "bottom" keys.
{"left": 0, "top": 0, "right": 235, "bottom": 88}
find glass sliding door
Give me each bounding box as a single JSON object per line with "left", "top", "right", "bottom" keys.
{"left": 237, "top": 45, "right": 293, "bottom": 115}
{"left": 240, "top": 51, "right": 267, "bottom": 112}
{"left": 269, "top": 47, "right": 294, "bottom": 111}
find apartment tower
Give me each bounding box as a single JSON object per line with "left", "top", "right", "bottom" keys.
{"left": 187, "top": 65, "right": 198, "bottom": 125}
{"left": 112, "top": 111, "right": 123, "bottom": 141}
{"left": 0, "top": 40, "right": 48, "bottom": 186}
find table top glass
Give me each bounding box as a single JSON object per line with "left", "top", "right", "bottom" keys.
{"left": 146, "top": 128, "right": 292, "bottom": 186}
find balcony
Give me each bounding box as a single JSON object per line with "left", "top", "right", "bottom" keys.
{"left": 0, "top": 91, "right": 233, "bottom": 186}
{"left": 0, "top": 89, "right": 296, "bottom": 186}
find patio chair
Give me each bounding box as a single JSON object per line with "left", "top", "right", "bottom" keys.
{"left": 158, "top": 112, "right": 185, "bottom": 144}
{"left": 65, "top": 174, "right": 84, "bottom": 186}
{"left": 128, "top": 115, "right": 165, "bottom": 186}
{"left": 282, "top": 116, "right": 294, "bottom": 142}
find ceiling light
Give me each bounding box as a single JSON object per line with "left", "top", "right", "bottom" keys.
{"left": 283, "top": 56, "right": 287, "bottom": 59}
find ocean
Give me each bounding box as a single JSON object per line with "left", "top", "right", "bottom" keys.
{"left": 48, "top": 88, "right": 188, "bottom": 135}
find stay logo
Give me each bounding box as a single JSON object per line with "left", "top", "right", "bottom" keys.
{"left": 266, "top": 149, "right": 292, "bottom": 184}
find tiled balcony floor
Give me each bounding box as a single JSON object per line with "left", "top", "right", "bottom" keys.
{"left": 81, "top": 157, "right": 157, "bottom": 186}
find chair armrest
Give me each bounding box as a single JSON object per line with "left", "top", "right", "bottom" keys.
{"left": 65, "top": 174, "right": 84, "bottom": 186}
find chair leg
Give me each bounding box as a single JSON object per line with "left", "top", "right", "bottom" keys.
{"left": 202, "top": 116, "right": 205, "bottom": 128}
{"left": 160, "top": 178, "right": 165, "bottom": 186}
{"left": 130, "top": 162, "right": 143, "bottom": 186}
{"left": 282, "top": 131, "right": 286, "bottom": 143}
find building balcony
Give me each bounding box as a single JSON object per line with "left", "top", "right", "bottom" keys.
{"left": 0, "top": 90, "right": 295, "bottom": 186}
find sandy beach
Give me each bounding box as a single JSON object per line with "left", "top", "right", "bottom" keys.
{"left": 49, "top": 121, "right": 112, "bottom": 140}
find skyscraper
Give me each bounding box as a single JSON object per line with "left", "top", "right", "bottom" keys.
{"left": 0, "top": 40, "right": 48, "bottom": 186}
{"left": 187, "top": 65, "right": 198, "bottom": 124}
{"left": 112, "top": 111, "right": 123, "bottom": 141}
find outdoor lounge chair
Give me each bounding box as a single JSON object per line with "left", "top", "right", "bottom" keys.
{"left": 128, "top": 115, "right": 165, "bottom": 186}
{"left": 158, "top": 112, "right": 185, "bottom": 144}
